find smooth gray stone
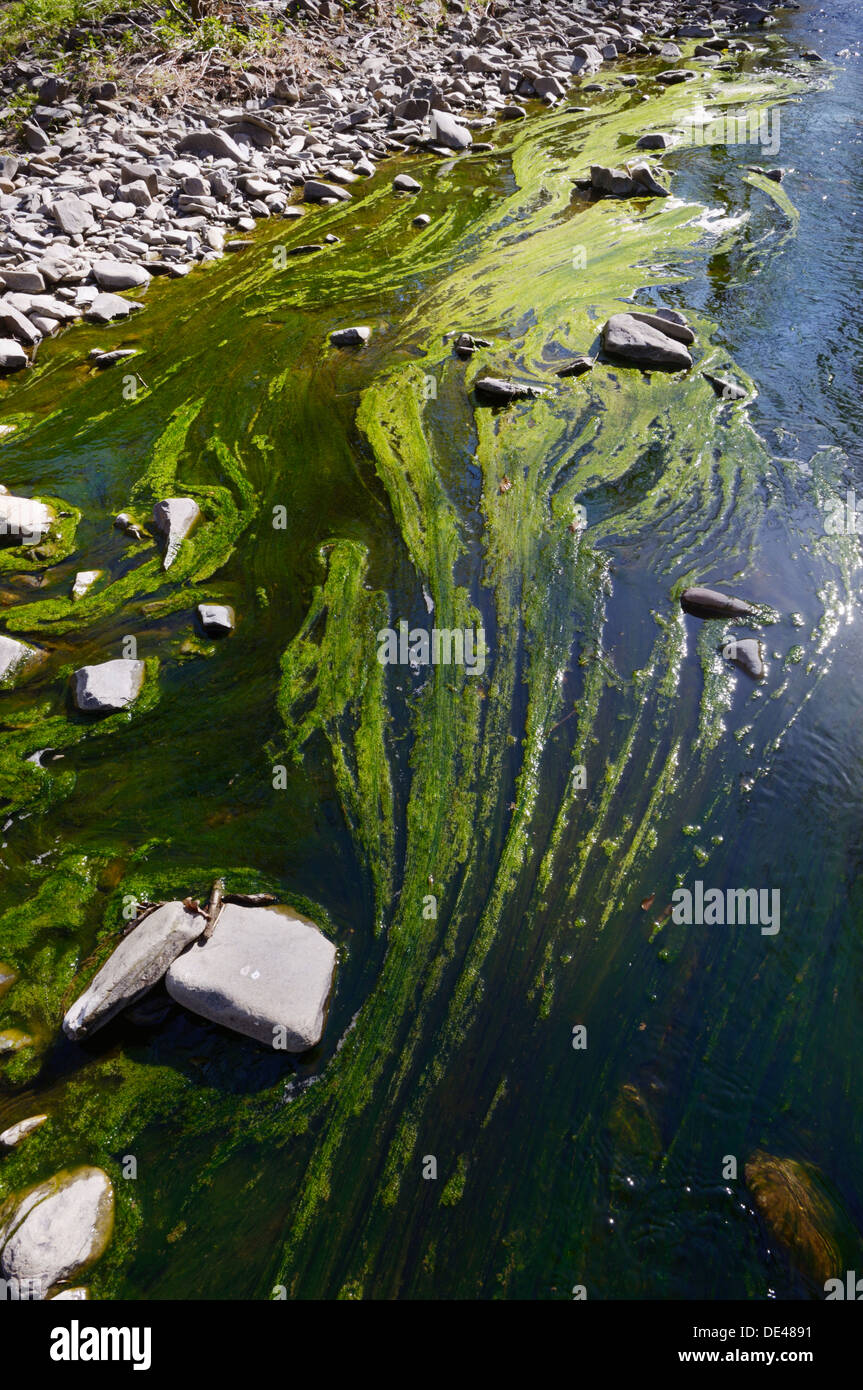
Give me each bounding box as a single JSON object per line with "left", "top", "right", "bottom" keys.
{"left": 0, "top": 1167, "right": 113, "bottom": 1298}
{"left": 166, "top": 903, "right": 337, "bottom": 1051}
{"left": 429, "top": 109, "right": 472, "bottom": 150}
{"left": 197, "top": 603, "right": 234, "bottom": 636}
{"left": 0, "top": 266, "right": 45, "bottom": 293}
{"left": 51, "top": 195, "right": 95, "bottom": 235}
{"left": 85, "top": 292, "right": 142, "bottom": 324}
{"left": 393, "top": 173, "right": 421, "bottom": 192}
{"left": 0, "top": 338, "right": 28, "bottom": 372}
{"left": 71, "top": 658, "right": 145, "bottom": 713}
{"left": 176, "top": 128, "right": 245, "bottom": 163}
{"left": 627, "top": 310, "right": 695, "bottom": 345}
{"left": 0, "top": 633, "right": 42, "bottom": 686}
{"left": 636, "top": 132, "right": 674, "bottom": 150}
{"left": 601, "top": 314, "right": 692, "bottom": 369}
{"left": 92, "top": 259, "right": 151, "bottom": 291}
{"left": 303, "top": 179, "right": 352, "bottom": 202}
{"left": 725, "top": 637, "right": 765, "bottom": 680}
{"left": 681, "top": 587, "right": 754, "bottom": 619}
{"left": 152, "top": 497, "right": 201, "bottom": 568}
{"left": 63, "top": 901, "right": 205, "bottom": 1039}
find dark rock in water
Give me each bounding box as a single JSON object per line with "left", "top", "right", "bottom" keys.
{"left": 413, "top": 213, "right": 432, "bottom": 227}
{"left": 475, "top": 376, "right": 546, "bottom": 404}
{"left": 745, "top": 1151, "right": 841, "bottom": 1284}
{"left": 601, "top": 314, "right": 692, "bottom": 370}
{"left": 502, "top": 105, "right": 527, "bottom": 120}
{"left": 631, "top": 163, "right": 670, "bottom": 197}
{"left": 636, "top": 132, "right": 674, "bottom": 150}
{"left": 590, "top": 163, "right": 669, "bottom": 198}
{"left": 453, "top": 332, "right": 491, "bottom": 357}
{"left": 703, "top": 371, "right": 746, "bottom": 401}
{"left": 393, "top": 173, "right": 422, "bottom": 193}
{"left": 724, "top": 636, "right": 764, "bottom": 680}
{"left": 765, "top": 168, "right": 784, "bottom": 183}
{"left": 329, "top": 325, "right": 371, "bottom": 346}
{"left": 113, "top": 512, "right": 147, "bottom": 541}
{"left": 681, "top": 586, "right": 754, "bottom": 619}
{"left": 556, "top": 355, "right": 595, "bottom": 378}
{"left": 288, "top": 243, "right": 324, "bottom": 256}
{"left": 303, "top": 179, "right": 352, "bottom": 203}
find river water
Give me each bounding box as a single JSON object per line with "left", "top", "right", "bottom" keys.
{"left": 0, "top": 1, "right": 861, "bottom": 1299}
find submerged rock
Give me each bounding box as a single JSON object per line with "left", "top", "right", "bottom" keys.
{"left": 63, "top": 901, "right": 205, "bottom": 1040}
{"left": 681, "top": 587, "right": 754, "bottom": 619}
{"left": 453, "top": 332, "right": 491, "bottom": 357}
{"left": 590, "top": 163, "right": 670, "bottom": 198}
{"left": 72, "top": 570, "right": 101, "bottom": 601}
{"left": 0, "top": 1114, "right": 47, "bottom": 1149}
{"left": 89, "top": 349, "right": 138, "bottom": 370}
{"left": 71, "top": 659, "right": 145, "bottom": 713}
{"left": 724, "top": 637, "right": 765, "bottom": 680}
{"left": 601, "top": 314, "right": 692, "bottom": 370}
{"left": 475, "top": 376, "right": 546, "bottom": 404}
{"left": 0, "top": 1166, "right": 114, "bottom": 1297}
{"left": 703, "top": 371, "right": 747, "bottom": 401}
{"left": 166, "top": 903, "right": 337, "bottom": 1051}
{"left": 329, "top": 325, "right": 371, "bottom": 347}
{"left": 745, "top": 1151, "right": 841, "bottom": 1284}
{"left": 152, "top": 497, "right": 201, "bottom": 569}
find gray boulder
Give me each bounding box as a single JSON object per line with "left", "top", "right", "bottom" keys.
{"left": 303, "top": 179, "right": 352, "bottom": 203}
{"left": 71, "top": 659, "right": 145, "bottom": 713}
{"left": 475, "top": 376, "right": 546, "bottom": 404}
{"left": 51, "top": 196, "right": 95, "bottom": 236}
{"left": 627, "top": 309, "right": 695, "bottom": 344}
{"left": 92, "top": 260, "right": 151, "bottom": 292}
{"left": 429, "top": 109, "right": 472, "bottom": 150}
{"left": 63, "top": 901, "right": 205, "bottom": 1040}
{"left": 0, "top": 633, "right": 42, "bottom": 687}
{"left": 152, "top": 497, "right": 201, "bottom": 568}
{"left": 166, "top": 903, "right": 337, "bottom": 1051}
{"left": 86, "top": 293, "right": 142, "bottom": 324}
{"left": 0, "top": 1167, "right": 113, "bottom": 1298}
{"left": 601, "top": 314, "right": 693, "bottom": 369}
{"left": 0, "top": 339, "right": 28, "bottom": 373}
{"left": 393, "top": 173, "right": 422, "bottom": 193}
{"left": 176, "top": 129, "right": 245, "bottom": 163}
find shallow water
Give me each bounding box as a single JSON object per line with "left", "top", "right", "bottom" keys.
{"left": 0, "top": 2, "right": 861, "bottom": 1300}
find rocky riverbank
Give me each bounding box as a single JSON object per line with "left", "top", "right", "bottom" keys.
{"left": 0, "top": 0, "right": 816, "bottom": 374}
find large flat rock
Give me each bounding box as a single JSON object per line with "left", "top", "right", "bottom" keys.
{"left": 166, "top": 904, "right": 337, "bottom": 1050}
{"left": 0, "top": 1166, "right": 113, "bottom": 1298}
{"left": 152, "top": 497, "right": 201, "bottom": 569}
{"left": 71, "top": 658, "right": 145, "bottom": 713}
{"left": 63, "top": 901, "right": 205, "bottom": 1040}
{"left": 601, "top": 313, "right": 693, "bottom": 369}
